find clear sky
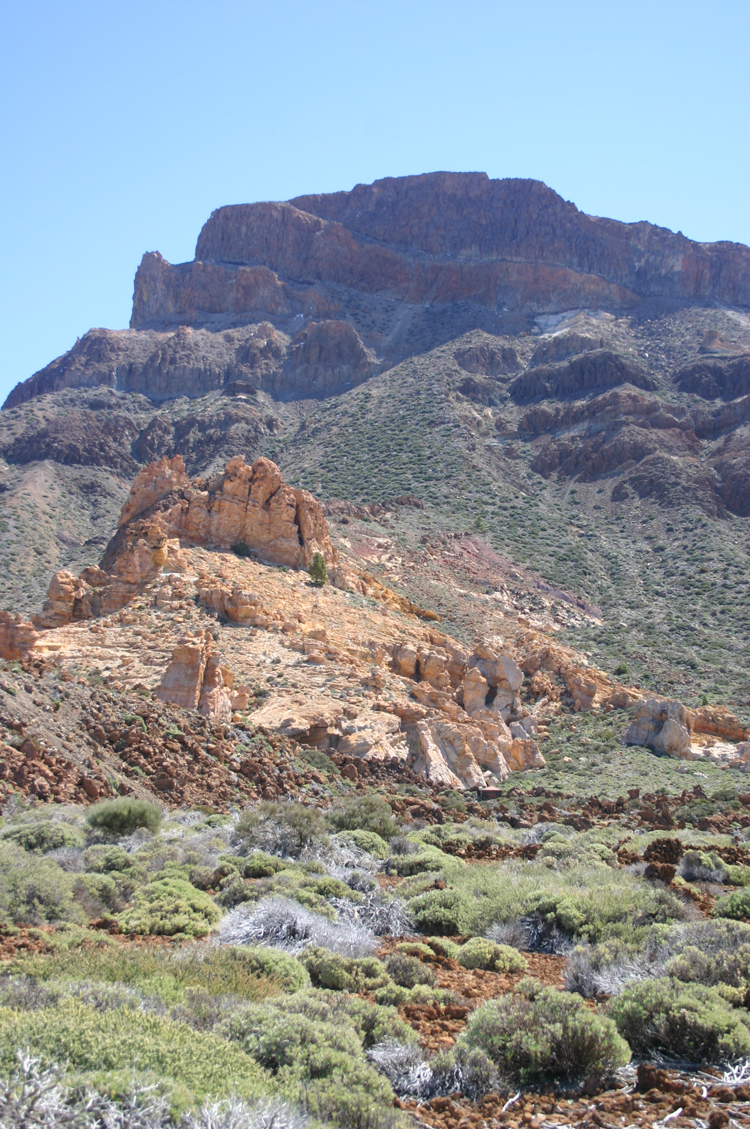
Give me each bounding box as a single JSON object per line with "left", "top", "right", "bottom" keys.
{"left": 0, "top": 0, "right": 748, "bottom": 405}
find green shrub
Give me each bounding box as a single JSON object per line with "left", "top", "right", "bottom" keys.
{"left": 666, "top": 943, "right": 750, "bottom": 1002}
{"left": 609, "top": 977, "right": 750, "bottom": 1063}
{"left": 0, "top": 999, "right": 267, "bottom": 1102}
{"left": 233, "top": 947, "right": 310, "bottom": 993}
{"left": 426, "top": 937, "right": 461, "bottom": 960}
{"left": 385, "top": 953, "right": 436, "bottom": 989}
{"left": 328, "top": 795, "right": 399, "bottom": 841}
{"left": 116, "top": 878, "right": 221, "bottom": 938}
{"left": 82, "top": 845, "right": 139, "bottom": 874}
{"left": 16, "top": 943, "right": 283, "bottom": 1005}
{"left": 409, "top": 888, "right": 467, "bottom": 935}
{"left": 1, "top": 821, "right": 83, "bottom": 853}
{"left": 726, "top": 865, "right": 750, "bottom": 887}
{"left": 235, "top": 802, "right": 327, "bottom": 859}
{"left": 336, "top": 830, "right": 390, "bottom": 859}
{"left": 72, "top": 872, "right": 119, "bottom": 914}
{"left": 243, "top": 852, "right": 289, "bottom": 878}
{"left": 461, "top": 979, "right": 629, "bottom": 1084}
{"left": 86, "top": 799, "right": 162, "bottom": 837}
{"left": 222, "top": 1000, "right": 398, "bottom": 1129}
{"left": 714, "top": 889, "right": 750, "bottom": 921}
{"left": 232, "top": 542, "right": 253, "bottom": 558}
{"left": 308, "top": 552, "right": 328, "bottom": 587}
{"left": 266, "top": 991, "right": 415, "bottom": 1049}
{"left": 300, "top": 948, "right": 390, "bottom": 992}
{"left": 0, "top": 843, "right": 83, "bottom": 926}
{"left": 386, "top": 849, "right": 447, "bottom": 877}
{"left": 457, "top": 938, "right": 527, "bottom": 973}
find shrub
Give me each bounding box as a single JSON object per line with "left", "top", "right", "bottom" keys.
{"left": 222, "top": 1003, "right": 398, "bottom": 1128}
{"left": 86, "top": 799, "right": 162, "bottom": 837}
{"left": 0, "top": 999, "right": 267, "bottom": 1103}
{"left": 301, "top": 947, "right": 390, "bottom": 991}
{"left": 386, "top": 849, "right": 447, "bottom": 877}
{"left": 337, "top": 830, "right": 390, "bottom": 859}
{"left": 666, "top": 944, "right": 750, "bottom": 1000}
{"left": 457, "top": 938, "right": 527, "bottom": 973}
{"left": 82, "top": 844, "right": 139, "bottom": 873}
{"left": 0, "top": 843, "right": 83, "bottom": 926}
{"left": 219, "top": 896, "right": 376, "bottom": 957}
{"left": 231, "top": 946, "right": 310, "bottom": 993}
{"left": 116, "top": 878, "right": 222, "bottom": 938}
{"left": 609, "top": 977, "right": 750, "bottom": 1064}
{"left": 328, "top": 796, "right": 399, "bottom": 841}
{"left": 17, "top": 943, "right": 283, "bottom": 1006}
{"left": 235, "top": 802, "right": 327, "bottom": 859}
{"left": 268, "top": 991, "right": 415, "bottom": 1049}
{"left": 385, "top": 953, "right": 436, "bottom": 989}
{"left": 232, "top": 542, "right": 253, "bottom": 558}
{"left": 308, "top": 552, "right": 327, "bottom": 587}
{"left": 1, "top": 821, "right": 82, "bottom": 853}
{"left": 243, "top": 852, "right": 290, "bottom": 878}
{"left": 679, "top": 849, "right": 727, "bottom": 884}
{"left": 408, "top": 889, "right": 468, "bottom": 935}
{"left": 461, "top": 979, "right": 629, "bottom": 1084}
{"left": 726, "top": 864, "right": 750, "bottom": 887}
{"left": 714, "top": 889, "right": 750, "bottom": 921}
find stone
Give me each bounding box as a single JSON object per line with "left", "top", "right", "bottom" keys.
{"left": 118, "top": 455, "right": 190, "bottom": 527}
{"left": 621, "top": 698, "right": 693, "bottom": 758}
{"left": 462, "top": 666, "right": 490, "bottom": 716}
{"left": 156, "top": 631, "right": 212, "bottom": 711}
{"left": 198, "top": 655, "right": 233, "bottom": 723}
{"left": 0, "top": 611, "right": 39, "bottom": 660}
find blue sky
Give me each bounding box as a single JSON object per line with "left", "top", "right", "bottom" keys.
{"left": 0, "top": 0, "right": 748, "bottom": 405}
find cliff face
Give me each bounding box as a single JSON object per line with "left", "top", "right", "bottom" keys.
{"left": 6, "top": 173, "right": 750, "bottom": 411}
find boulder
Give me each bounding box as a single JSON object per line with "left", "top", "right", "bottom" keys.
{"left": 621, "top": 697, "right": 693, "bottom": 758}
{"left": 156, "top": 630, "right": 212, "bottom": 711}
{"left": 0, "top": 611, "right": 39, "bottom": 660}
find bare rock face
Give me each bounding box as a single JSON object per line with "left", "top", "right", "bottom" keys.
{"left": 110, "top": 454, "right": 337, "bottom": 572}
{"left": 621, "top": 697, "right": 693, "bottom": 758}
{"left": 0, "top": 611, "right": 39, "bottom": 660}
{"left": 509, "top": 351, "right": 655, "bottom": 403}
{"left": 156, "top": 630, "right": 234, "bottom": 720}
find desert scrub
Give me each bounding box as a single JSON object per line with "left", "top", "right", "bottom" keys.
{"left": 242, "top": 851, "right": 290, "bottom": 878}
{"left": 0, "top": 842, "right": 84, "bottom": 926}
{"left": 407, "top": 858, "right": 686, "bottom": 940}
{"left": 300, "top": 947, "right": 390, "bottom": 991}
{"left": 328, "top": 794, "right": 400, "bottom": 840}
{"left": 460, "top": 979, "right": 629, "bottom": 1085}
{"left": 457, "top": 938, "right": 527, "bottom": 973}
{"left": 235, "top": 802, "right": 327, "bottom": 859}
{"left": 384, "top": 953, "right": 437, "bottom": 989}
{"left": 221, "top": 1000, "right": 400, "bottom": 1129}
{"left": 14, "top": 943, "right": 286, "bottom": 1004}
{"left": 0, "top": 819, "right": 83, "bottom": 853}
{"left": 0, "top": 998, "right": 268, "bottom": 1104}
{"left": 86, "top": 798, "right": 162, "bottom": 836}
{"left": 335, "top": 829, "right": 390, "bottom": 859}
{"left": 116, "top": 878, "right": 222, "bottom": 938}
{"left": 609, "top": 978, "right": 750, "bottom": 1064}
{"left": 714, "top": 889, "right": 750, "bottom": 921}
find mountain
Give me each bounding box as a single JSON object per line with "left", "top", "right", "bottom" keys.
{"left": 3, "top": 175, "right": 750, "bottom": 1129}
{"left": 1, "top": 172, "right": 750, "bottom": 715}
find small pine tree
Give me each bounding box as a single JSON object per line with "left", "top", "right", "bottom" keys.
{"left": 308, "top": 551, "right": 327, "bottom": 587}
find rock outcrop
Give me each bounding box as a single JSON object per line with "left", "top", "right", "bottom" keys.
{"left": 107, "top": 454, "right": 337, "bottom": 573}
{"left": 155, "top": 630, "right": 235, "bottom": 721}
{"left": 0, "top": 612, "right": 39, "bottom": 661}
{"left": 621, "top": 697, "right": 693, "bottom": 758}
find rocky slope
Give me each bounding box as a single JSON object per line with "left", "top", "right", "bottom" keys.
{"left": 1, "top": 174, "right": 750, "bottom": 721}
